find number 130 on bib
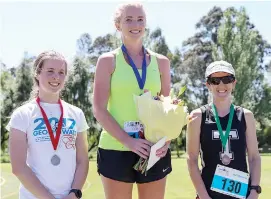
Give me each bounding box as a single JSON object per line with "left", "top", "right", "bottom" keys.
{"left": 211, "top": 165, "right": 249, "bottom": 199}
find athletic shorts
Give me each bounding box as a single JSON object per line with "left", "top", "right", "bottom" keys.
{"left": 97, "top": 147, "right": 172, "bottom": 184}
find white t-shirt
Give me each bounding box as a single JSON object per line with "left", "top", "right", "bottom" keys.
{"left": 6, "top": 99, "right": 89, "bottom": 199}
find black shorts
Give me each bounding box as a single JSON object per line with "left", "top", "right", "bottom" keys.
{"left": 97, "top": 147, "right": 172, "bottom": 184}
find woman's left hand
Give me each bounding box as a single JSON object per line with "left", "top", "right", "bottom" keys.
{"left": 62, "top": 193, "right": 77, "bottom": 199}
{"left": 156, "top": 141, "right": 170, "bottom": 158}
{"left": 247, "top": 191, "right": 259, "bottom": 199}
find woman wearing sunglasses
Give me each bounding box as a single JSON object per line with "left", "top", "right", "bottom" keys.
{"left": 186, "top": 61, "right": 261, "bottom": 199}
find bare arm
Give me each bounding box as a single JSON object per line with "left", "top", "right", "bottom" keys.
{"left": 244, "top": 109, "right": 261, "bottom": 198}
{"left": 65, "top": 132, "right": 89, "bottom": 199}
{"left": 186, "top": 109, "right": 211, "bottom": 199}
{"left": 9, "top": 128, "right": 55, "bottom": 199}
{"left": 71, "top": 132, "right": 89, "bottom": 189}
{"left": 93, "top": 53, "right": 130, "bottom": 145}
{"left": 155, "top": 54, "right": 171, "bottom": 157}
{"left": 93, "top": 53, "right": 151, "bottom": 158}
{"left": 157, "top": 54, "right": 171, "bottom": 97}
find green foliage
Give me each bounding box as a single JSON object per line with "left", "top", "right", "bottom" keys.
{"left": 62, "top": 56, "right": 101, "bottom": 152}
{"left": 175, "top": 7, "right": 224, "bottom": 110}
{"left": 1, "top": 7, "right": 271, "bottom": 153}
{"left": 1, "top": 65, "right": 16, "bottom": 151}
{"left": 212, "top": 7, "right": 271, "bottom": 142}
{"left": 1, "top": 57, "right": 34, "bottom": 151}
{"left": 14, "top": 57, "right": 34, "bottom": 106}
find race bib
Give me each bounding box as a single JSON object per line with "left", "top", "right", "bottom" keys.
{"left": 211, "top": 164, "right": 249, "bottom": 199}
{"left": 123, "top": 121, "right": 144, "bottom": 139}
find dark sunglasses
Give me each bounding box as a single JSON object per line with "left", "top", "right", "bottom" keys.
{"left": 207, "top": 75, "right": 235, "bottom": 85}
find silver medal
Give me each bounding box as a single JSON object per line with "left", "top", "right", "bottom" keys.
{"left": 51, "top": 154, "right": 61, "bottom": 166}
{"left": 221, "top": 154, "right": 231, "bottom": 165}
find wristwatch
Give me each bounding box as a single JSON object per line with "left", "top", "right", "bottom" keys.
{"left": 69, "top": 189, "right": 82, "bottom": 198}
{"left": 249, "top": 185, "right": 262, "bottom": 194}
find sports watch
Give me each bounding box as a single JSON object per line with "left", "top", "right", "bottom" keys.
{"left": 69, "top": 189, "right": 82, "bottom": 198}
{"left": 249, "top": 185, "right": 262, "bottom": 194}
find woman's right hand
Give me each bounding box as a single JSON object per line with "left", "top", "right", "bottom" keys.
{"left": 124, "top": 137, "right": 153, "bottom": 159}
{"left": 196, "top": 196, "right": 212, "bottom": 199}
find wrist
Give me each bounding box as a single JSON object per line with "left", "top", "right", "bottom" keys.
{"left": 121, "top": 134, "right": 132, "bottom": 146}
{"left": 250, "top": 189, "right": 258, "bottom": 193}
{"left": 198, "top": 193, "right": 211, "bottom": 199}
{"left": 249, "top": 190, "right": 259, "bottom": 199}
{"left": 68, "top": 192, "right": 77, "bottom": 199}
{"left": 69, "top": 189, "right": 82, "bottom": 199}
{"left": 249, "top": 185, "right": 262, "bottom": 195}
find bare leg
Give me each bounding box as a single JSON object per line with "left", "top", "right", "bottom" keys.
{"left": 100, "top": 175, "right": 133, "bottom": 199}
{"left": 137, "top": 177, "right": 167, "bottom": 199}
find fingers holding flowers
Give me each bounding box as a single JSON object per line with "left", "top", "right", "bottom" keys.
{"left": 125, "top": 137, "right": 152, "bottom": 159}
{"left": 156, "top": 140, "right": 170, "bottom": 158}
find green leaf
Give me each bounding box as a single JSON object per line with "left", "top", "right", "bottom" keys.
{"left": 177, "top": 86, "right": 187, "bottom": 98}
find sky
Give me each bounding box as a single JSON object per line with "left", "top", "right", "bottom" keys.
{"left": 1, "top": 0, "right": 271, "bottom": 83}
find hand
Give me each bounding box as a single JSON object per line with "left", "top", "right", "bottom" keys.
{"left": 156, "top": 141, "right": 170, "bottom": 158}
{"left": 196, "top": 195, "right": 212, "bottom": 199}
{"left": 247, "top": 190, "right": 259, "bottom": 199}
{"left": 62, "top": 193, "right": 77, "bottom": 199}
{"left": 124, "top": 137, "right": 152, "bottom": 159}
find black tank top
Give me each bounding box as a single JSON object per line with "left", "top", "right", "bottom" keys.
{"left": 199, "top": 104, "right": 249, "bottom": 199}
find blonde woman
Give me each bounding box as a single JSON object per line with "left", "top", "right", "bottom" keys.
{"left": 93, "top": 2, "right": 171, "bottom": 199}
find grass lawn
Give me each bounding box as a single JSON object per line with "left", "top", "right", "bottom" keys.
{"left": 1, "top": 156, "right": 270, "bottom": 199}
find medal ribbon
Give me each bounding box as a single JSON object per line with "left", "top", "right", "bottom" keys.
{"left": 121, "top": 44, "right": 147, "bottom": 90}
{"left": 212, "top": 104, "right": 234, "bottom": 150}
{"left": 36, "top": 97, "right": 63, "bottom": 151}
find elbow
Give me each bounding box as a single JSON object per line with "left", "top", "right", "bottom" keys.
{"left": 77, "top": 158, "right": 89, "bottom": 168}
{"left": 93, "top": 104, "right": 103, "bottom": 121}
{"left": 249, "top": 154, "right": 261, "bottom": 165}
{"left": 11, "top": 164, "right": 26, "bottom": 177}
{"left": 187, "top": 159, "right": 195, "bottom": 169}
{"left": 186, "top": 156, "right": 198, "bottom": 172}
{"left": 93, "top": 105, "right": 99, "bottom": 119}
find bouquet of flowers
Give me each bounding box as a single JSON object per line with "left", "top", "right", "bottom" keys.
{"left": 133, "top": 86, "right": 189, "bottom": 175}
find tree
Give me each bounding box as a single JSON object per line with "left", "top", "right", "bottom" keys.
{"left": 14, "top": 57, "right": 34, "bottom": 106}
{"left": 1, "top": 56, "right": 34, "bottom": 152}
{"left": 170, "top": 6, "right": 271, "bottom": 147}
{"left": 175, "top": 7, "right": 224, "bottom": 110}
{"left": 213, "top": 7, "right": 271, "bottom": 140}
{"left": 148, "top": 28, "right": 170, "bottom": 56}
{"left": 76, "top": 33, "right": 93, "bottom": 56}
{"left": 89, "top": 33, "right": 121, "bottom": 64}
{"left": 213, "top": 7, "right": 271, "bottom": 104}
{"left": 62, "top": 55, "right": 101, "bottom": 153}
{"left": 267, "top": 60, "right": 271, "bottom": 85}
{"left": 1, "top": 64, "right": 16, "bottom": 151}
{"left": 64, "top": 33, "right": 115, "bottom": 152}
{"left": 263, "top": 126, "right": 271, "bottom": 146}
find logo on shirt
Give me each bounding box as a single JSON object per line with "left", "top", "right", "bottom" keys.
{"left": 62, "top": 134, "right": 76, "bottom": 149}
{"left": 212, "top": 130, "right": 239, "bottom": 162}
{"left": 33, "top": 117, "right": 77, "bottom": 149}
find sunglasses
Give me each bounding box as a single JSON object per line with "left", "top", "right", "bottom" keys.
{"left": 207, "top": 75, "right": 235, "bottom": 85}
